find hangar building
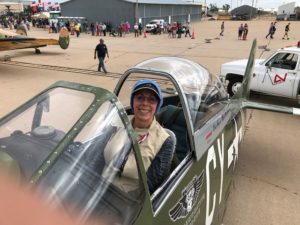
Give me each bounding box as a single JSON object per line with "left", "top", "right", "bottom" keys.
{"left": 231, "top": 5, "right": 257, "bottom": 20}
{"left": 60, "top": 0, "right": 202, "bottom": 28}
{"left": 277, "top": 1, "right": 300, "bottom": 20}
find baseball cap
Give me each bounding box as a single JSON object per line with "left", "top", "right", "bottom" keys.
{"left": 130, "top": 79, "right": 163, "bottom": 112}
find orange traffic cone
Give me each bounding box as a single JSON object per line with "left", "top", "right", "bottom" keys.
{"left": 143, "top": 30, "right": 147, "bottom": 38}
{"left": 48, "top": 26, "right": 51, "bottom": 33}
{"left": 191, "top": 30, "right": 195, "bottom": 39}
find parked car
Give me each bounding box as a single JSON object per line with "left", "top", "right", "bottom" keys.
{"left": 145, "top": 19, "right": 165, "bottom": 33}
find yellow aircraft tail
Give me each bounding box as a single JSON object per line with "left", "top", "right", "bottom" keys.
{"left": 58, "top": 27, "right": 70, "bottom": 50}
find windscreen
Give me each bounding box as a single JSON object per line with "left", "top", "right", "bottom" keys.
{"left": 0, "top": 87, "right": 94, "bottom": 179}
{"left": 36, "top": 101, "right": 145, "bottom": 225}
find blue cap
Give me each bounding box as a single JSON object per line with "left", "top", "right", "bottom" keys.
{"left": 130, "top": 79, "right": 163, "bottom": 112}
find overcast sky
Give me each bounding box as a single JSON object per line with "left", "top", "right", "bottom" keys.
{"left": 205, "top": 0, "right": 300, "bottom": 9}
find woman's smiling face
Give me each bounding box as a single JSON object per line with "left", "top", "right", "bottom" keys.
{"left": 133, "top": 89, "right": 158, "bottom": 129}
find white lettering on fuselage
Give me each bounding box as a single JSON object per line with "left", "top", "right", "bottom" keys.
{"left": 217, "top": 134, "right": 224, "bottom": 204}
{"left": 228, "top": 125, "right": 242, "bottom": 169}
{"left": 205, "top": 146, "right": 216, "bottom": 225}
{"left": 205, "top": 126, "right": 242, "bottom": 225}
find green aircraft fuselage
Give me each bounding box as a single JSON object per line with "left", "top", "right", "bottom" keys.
{"left": 1, "top": 40, "right": 299, "bottom": 225}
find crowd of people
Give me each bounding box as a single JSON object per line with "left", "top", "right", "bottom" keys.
{"left": 167, "top": 21, "right": 192, "bottom": 38}
{"left": 217, "top": 20, "right": 291, "bottom": 42}
{"left": 0, "top": 15, "right": 31, "bottom": 30}
{"left": 0, "top": 13, "right": 294, "bottom": 41}
{"left": 264, "top": 21, "right": 291, "bottom": 40}
{"left": 60, "top": 20, "right": 138, "bottom": 38}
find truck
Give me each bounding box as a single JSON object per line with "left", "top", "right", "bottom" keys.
{"left": 145, "top": 19, "right": 165, "bottom": 33}
{"left": 220, "top": 43, "right": 300, "bottom": 99}
{"left": 49, "top": 11, "right": 61, "bottom": 26}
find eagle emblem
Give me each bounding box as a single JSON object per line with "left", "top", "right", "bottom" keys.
{"left": 169, "top": 171, "right": 204, "bottom": 221}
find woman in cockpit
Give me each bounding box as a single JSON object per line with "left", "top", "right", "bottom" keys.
{"left": 105, "top": 80, "right": 175, "bottom": 194}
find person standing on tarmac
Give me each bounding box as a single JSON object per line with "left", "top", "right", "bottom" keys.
{"left": 270, "top": 21, "right": 277, "bottom": 39}
{"left": 94, "top": 38, "right": 109, "bottom": 74}
{"left": 102, "top": 23, "right": 107, "bottom": 36}
{"left": 220, "top": 21, "right": 224, "bottom": 36}
{"left": 134, "top": 23, "right": 139, "bottom": 37}
{"left": 90, "top": 22, "right": 95, "bottom": 36}
{"left": 177, "top": 21, "right": 182, "bottom": 38}
{"left": 185, "top": 22, "right": 191, "bottom": 38}
{"left": 138, "top": 22, "right": 143, "bottom": 36}
{"left": 265, "top": 22, "right": 273, "bottom": 39}
{"left": 74, "top": 23, "right": 80, "bottom": 37}
{"left": 282, "top": 22, "right": 290, "bottom": 40}
{"left": 243, "top": 23, "right": 248, "bottom": 40}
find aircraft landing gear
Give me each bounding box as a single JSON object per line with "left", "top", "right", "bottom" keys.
{"left": 35, "top": 49, "right": 41, "bottom": 54}
{"left": 3, "top": 55, "right": 11, "bottom": 61}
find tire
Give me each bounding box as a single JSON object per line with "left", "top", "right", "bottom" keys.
{"left": 227, "top": 77, "right": 243, "bottom": 96}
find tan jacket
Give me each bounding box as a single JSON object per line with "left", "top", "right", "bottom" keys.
{"left": 105, "top": 117, "right": 169, "bottom": 192}
{"left": 123, "top": 117, "right": 169, "bottom": 178}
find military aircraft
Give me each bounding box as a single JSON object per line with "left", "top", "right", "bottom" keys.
{"left": 0, "top": 26, "right": 69, "bottom": 54}
{"left": 0, "top": 40, "right": 299, "bottom": 225}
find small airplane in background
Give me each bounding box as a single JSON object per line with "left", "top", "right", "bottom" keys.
{"left": 0, "top": 25, "right": 69, "bottom": 54}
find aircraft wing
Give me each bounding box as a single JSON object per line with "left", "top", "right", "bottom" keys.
{"left": 0, "top": 28, "right": 21, "bottom": 37}
{"left": 242, "top": 101, "right": 300, "bottom": 116}
{"left": 0, "top": 37, "right": 60, "bottom": 51}
{"left": 0, "top": 27, "right": 69, "bottom": 51}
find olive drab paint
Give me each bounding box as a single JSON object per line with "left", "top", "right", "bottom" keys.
{"left": 205, "top": 127, "right": 242, "bottom": 225}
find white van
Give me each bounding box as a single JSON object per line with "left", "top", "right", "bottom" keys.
{"left": 145, "top": 19, "right": 165, "bottom": 32}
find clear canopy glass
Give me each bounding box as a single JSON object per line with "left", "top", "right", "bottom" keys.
{"left": 118, "top": 57, "right": 228, "bottom": 127}
{"left": 0, "top": 87, "right": 144, "bottom": 225}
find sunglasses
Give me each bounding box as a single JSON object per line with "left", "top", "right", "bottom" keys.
{"left": 134, "top": 94, "right": 158, "bottom": 104}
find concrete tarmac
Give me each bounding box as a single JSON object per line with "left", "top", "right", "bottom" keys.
{"left": 1, "top": 19, "right": 300, "bottom": 225}
{"left": 223, "top": 107, "right": 300, "bottom": 225}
